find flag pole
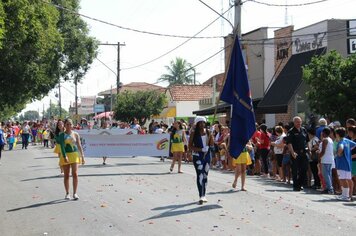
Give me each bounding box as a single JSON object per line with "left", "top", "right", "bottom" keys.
{"left": 212, "top": 33, "right": 238, "bottom": 124}
{"left": 212, "top": 0, "right": 242, "bottom": 124}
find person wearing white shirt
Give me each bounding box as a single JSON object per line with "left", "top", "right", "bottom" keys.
{"left": 317, "top": 127, "right": 334, "bottom": 194}
{"left": 271, "top": 126, "right": 286, "bottom": 181}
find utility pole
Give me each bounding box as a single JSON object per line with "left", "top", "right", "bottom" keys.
{"left": 117, "top": 42, "right": 121, "bottom": 95}
{"left": 234, "top": 0, "right": 242, "bottom": 37}
{"left": 110, "top": 85, "right": 113, "bottom": 112}
{"left": 74, "top": 76, "right": 78, "bottom": 124}
{"left": 98, "top": 42, "right": 126, "bottom": 96}
{"left": 58, "top": 81, "right": 62, "bottom": 118}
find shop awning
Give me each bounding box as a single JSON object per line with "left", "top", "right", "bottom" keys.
{"left": 193, "top": 103, "right": 231, "bottom": 116}
{"left": 257, "top": 48, "right": 325, "bottom": 114}
{"left": 193, "top": 100, "right": 260, "bottom": 116}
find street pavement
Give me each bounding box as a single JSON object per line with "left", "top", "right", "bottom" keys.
{"left": 0, "top": 145, "right": 355, "bottom": 236}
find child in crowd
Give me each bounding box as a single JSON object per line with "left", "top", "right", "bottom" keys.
{"left": 282, "top": 137, "right": 291, "bottom": 184}
{"left": 335, "top": 128, "right": 356, "bottom": 201}
{"left": 43, "top": 128, "right": 50, "bottom": 148}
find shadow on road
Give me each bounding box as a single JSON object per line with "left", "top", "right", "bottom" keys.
{"left": 141, "top": 202, "right": 223, "bottom": 222}
{"left": 207, "top": 189, "right": 237, "bottom": 195}
{"left": 7, "top": 199, "right": 69, "bottom": 212}
{"left": 151, "top": 202, "right": 197, "bottom": 211}
{"left": 311, "top": 198, "right": 340, "bottom": 203}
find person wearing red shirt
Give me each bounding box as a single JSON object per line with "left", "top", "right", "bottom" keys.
{"left": 251, "top": 125, "right": 262, "bottom": 175}
{"left": 256, "top": 124, "right": 270, "bottom": 176}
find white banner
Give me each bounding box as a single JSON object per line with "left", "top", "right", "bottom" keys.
{"left": 77, "top": 129, "right": 138, "bottom": 135}
{"left": 80, "top": 133, "right": 170, "bottom": 157}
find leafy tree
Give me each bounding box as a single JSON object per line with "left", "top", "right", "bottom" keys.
{"left": 44, "top": 103, "right": 69, "bottom": 119}
{"left": 114, "top": 90, "right": 167, "bottom": 125}
{"left": 303, "top": 50, "right": 356, "bottom": 122}
{"left": 0, "top": 0, "right": 98, "bottom": 118}
{"left": 23, "top": 110, "right": 40, "bottom": 121}
{"left": 54, "top": 0, "right": 98, "bottom": 82}
{"left": 0, "top": 1, "right": 5, "bottom": 49}
{"left": 158, "top": 57, "right": 196, "bottom": 86}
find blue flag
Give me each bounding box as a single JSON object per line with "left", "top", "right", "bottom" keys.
{"left": 220, "top": 37, "right": 256, "bottom": 158}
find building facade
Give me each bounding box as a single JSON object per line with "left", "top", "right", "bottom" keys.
{"left": 258, "top": 19, "right": 354, "bottom": 126}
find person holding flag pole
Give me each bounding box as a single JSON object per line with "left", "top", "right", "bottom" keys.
{"left": 219, "top": 34, "right": 256, "bottom": 190}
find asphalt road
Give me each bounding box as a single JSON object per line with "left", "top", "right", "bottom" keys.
{"left": 0, "top": 145, "right": 355, "bottom": 236}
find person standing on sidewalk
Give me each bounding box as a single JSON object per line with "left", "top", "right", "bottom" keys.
{"left": 287, "top": 116, "right": 309, "bottom": 191}
{"left": 335, "top": 127, "right": 356, "bottom": 201}
{"left": 188, "top": 116, "right": 214, "bottom": 205}
{"left": 317, "top": 127, "right": 335, "bottom": 194}
{"left": 58, "top": 119, "right": 85, "bottom": 200}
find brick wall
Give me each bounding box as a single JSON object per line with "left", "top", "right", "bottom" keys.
{"left": 275, "top": 103, "right": 294, "bottom": 125}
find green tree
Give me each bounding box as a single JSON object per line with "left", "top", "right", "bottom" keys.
{"left": 114, "top": 90, "right": 167, "bottom": 125}
{"left": 54, "top": 0, "right": 98, "bottom": 82}
{"left": 44, "top": 103, "right": 69, "bottom": 119}
{"left": 0, "top": 0, "right": 98, "bottom": 118}
{"left": 23, "top": 110, "right": 40, "bottom": 121}
{"left": 158, "top": 57, "right": 196, "bottom": 86}
{"left": 0, "top": 1, "right": 5, "bottom": 49}
{"left": 303, "top": 50, "right": 356, "bottom": 121}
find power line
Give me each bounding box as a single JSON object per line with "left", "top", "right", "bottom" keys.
{"left": 198, "top": 0, "right": 234, "bottom": 30}
{"left": 188, "top": 47, "right": 226, "bottom": 72}
{"left": 239, "top": 26, "right": 356, "bottom": 45}
{"left": 121, "top": 5, "right": 234, "bottom": 71}
{"left": 244, "top": 0, "right": 329, "bottom": 7}
{"left": 96, "top": 57, "right": 117, "bottom": 76}
{"left": 41, "top": 0, "right": 223, "bottom": 39}
{"left": 185, "top": 25, "right": 353, "bottom": 75}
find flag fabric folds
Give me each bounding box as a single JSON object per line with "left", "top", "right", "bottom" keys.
{"left": 220, "top": 36, "right": 256, "bottom": 158}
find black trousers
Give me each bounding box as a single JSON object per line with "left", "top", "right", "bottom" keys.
{"left": 0, "top": 144, "right": 4, "bottom": 159}
{"left": 291, "top": 153, "right": 308, "bottom": 190}
{"left": 22, "top": 133, "right": 29, "bottom": 148}
{"left": 260, "top": 148, "right": 269, "bottom": 174}
{"left": 309, "top": 160, "right": 321, "bottom": 187}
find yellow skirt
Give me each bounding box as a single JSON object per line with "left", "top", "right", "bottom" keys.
{"left": 59, "top": 152, "right": 81, "bottom": 166}
{"left": 232, "top": 152, "right": 252, "bottom": 166}
{"left": 54, "top": 144, "right": 61, "bottom": 154}
{"left": 171, "top": 142, "right": 184, "bottom": 153}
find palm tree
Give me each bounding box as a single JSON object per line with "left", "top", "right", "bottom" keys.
{"left": 158, "top": 57, "right": 196, "bottom": 86}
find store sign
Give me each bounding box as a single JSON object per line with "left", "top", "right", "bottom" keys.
{"left": 348, "top": 38, "right": 356, "bottom": 54}
{"left": 293, "top": 33, "right": 326, "bottom": 54}
{"left": 292, "top": 21, "right": 327, "bottom": 55}
{"left": 94, "top": 104, "right": 105, "bottom": 113}
{"left": 276, "top": 41, "right": 290, "bottom": 60}
{"left": 348, "top": 20, "right": 356, "bottom": 36}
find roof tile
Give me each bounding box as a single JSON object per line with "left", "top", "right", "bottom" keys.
{"left": 169, "top": 85, "right": 212, "bottom": 101}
